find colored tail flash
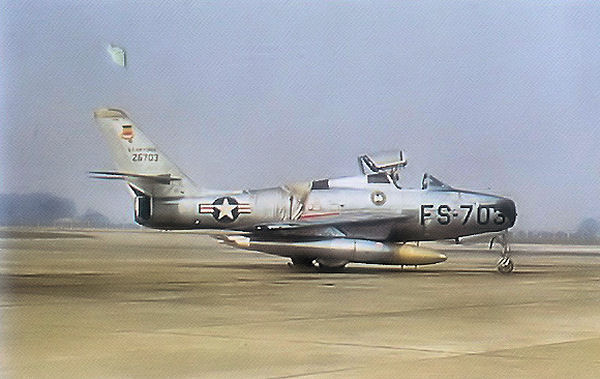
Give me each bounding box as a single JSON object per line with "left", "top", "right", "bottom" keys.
{"left": 120, "top": 124, "right": 134, "bottom": 142}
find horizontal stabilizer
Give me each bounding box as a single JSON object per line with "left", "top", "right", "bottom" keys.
{"left": 89, "top": 171, "right": 182, "bottom": 185}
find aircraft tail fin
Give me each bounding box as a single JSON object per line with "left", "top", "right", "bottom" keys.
{"left": 93, "top": 108, "right": 201, "bottom": 197}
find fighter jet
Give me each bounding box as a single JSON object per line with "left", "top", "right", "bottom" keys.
{"left": 91, "top": 108, "right": 517, "bottom": 273}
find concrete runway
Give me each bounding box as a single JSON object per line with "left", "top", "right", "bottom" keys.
{"left": 1, "top": 229, "right": 600, "bottom": 378}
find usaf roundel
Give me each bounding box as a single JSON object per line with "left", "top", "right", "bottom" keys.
{"left": 199, "top": 197, "right": 252, "bottom": 222}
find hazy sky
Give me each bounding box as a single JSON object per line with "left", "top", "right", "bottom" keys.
{"left": 1, "top": 1, "right": 599, "bottom": 230}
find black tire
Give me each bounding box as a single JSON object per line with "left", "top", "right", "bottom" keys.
{"left": 497, "top": 258, "right": 514, "bottom": 274}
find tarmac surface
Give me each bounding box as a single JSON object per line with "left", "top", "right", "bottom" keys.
{"left": 1, "top": 229, "right": 600, "bottom": 378}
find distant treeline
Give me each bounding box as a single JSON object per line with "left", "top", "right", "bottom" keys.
{"left": 510, "top": 230, "right": 600, "bottom": 245}
{"left": 514, "top": 218, "right": 600, "bottom": 244}
{"left": 0, "top": 193, "right": 115, "bottom": 227}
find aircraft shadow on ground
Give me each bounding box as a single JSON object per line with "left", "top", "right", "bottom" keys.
{"left": 188, "top": 263, "right": 541, "bottom": 276}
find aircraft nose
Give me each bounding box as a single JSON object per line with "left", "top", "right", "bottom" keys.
{"left": 496, "top": 198, "right": 517, "bottom": 227}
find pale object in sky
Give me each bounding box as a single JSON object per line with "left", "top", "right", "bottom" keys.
{"left": 106, "top": 44, "right": 126, "bottom": 67}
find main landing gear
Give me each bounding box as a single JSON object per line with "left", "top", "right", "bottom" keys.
{"left": 490, "top": 232, "right": 514, "bottom": 274}
{"left": 288, "top": 258, "right": 347, "bottom": 272}
{"left": 287, "top": 257, "right": 316, "bottom": 270}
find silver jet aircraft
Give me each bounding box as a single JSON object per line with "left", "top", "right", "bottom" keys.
{"left": 91, "top": 108, "right": 517, "bottom": 273}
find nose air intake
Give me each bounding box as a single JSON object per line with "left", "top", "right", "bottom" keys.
{"left": 496, "top": 198, "right": 517, "bottom": 227}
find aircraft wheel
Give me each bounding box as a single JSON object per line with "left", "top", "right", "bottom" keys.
{"left": 497, "top": 257, "right": 514, "bottom": 274}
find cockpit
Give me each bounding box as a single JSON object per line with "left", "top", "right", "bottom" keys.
{"left": 358, "top": 151, "right": 454, "bottom": 191}
{"left": 307, "top": 151, "right": 455, "bottom": 192}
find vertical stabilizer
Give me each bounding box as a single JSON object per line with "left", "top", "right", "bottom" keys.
{"left": 93, "top": 108, "right": 201, "bottom": 197}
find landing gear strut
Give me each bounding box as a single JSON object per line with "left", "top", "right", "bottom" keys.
{"left": 490, "top": 232, "right": 514, "bottom": 274}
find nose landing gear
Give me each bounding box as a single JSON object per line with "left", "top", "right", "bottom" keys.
{"left": 496, "top": 256, "right": 514, "bottom": 274}
{"left": 490, "top": 232, "right": 514, "bottom": 274}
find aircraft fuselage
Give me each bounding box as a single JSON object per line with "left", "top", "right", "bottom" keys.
{"left": 138, "top": 179, "right": 516, "bottom": 243}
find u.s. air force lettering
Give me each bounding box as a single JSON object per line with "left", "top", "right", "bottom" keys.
{"left": 199, "top": 197, "right": 252, "bottom": 222}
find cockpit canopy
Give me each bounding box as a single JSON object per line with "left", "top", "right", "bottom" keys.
{"left": 358, "top": 150, "right": 407, "bottom": 187}
{"left": 358, "top": 150, "right": 406, "bottom": 176}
